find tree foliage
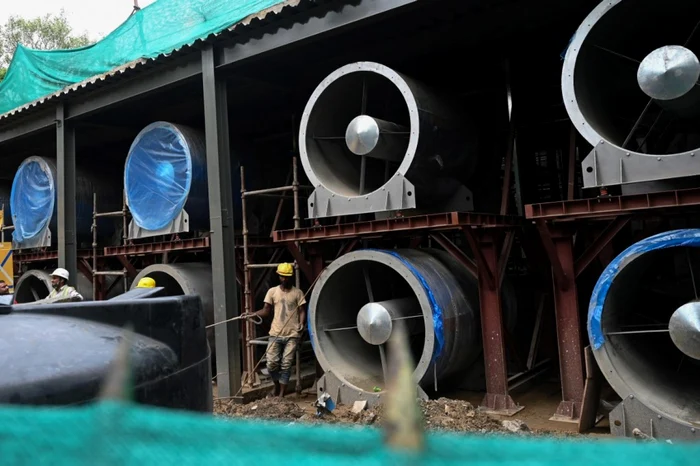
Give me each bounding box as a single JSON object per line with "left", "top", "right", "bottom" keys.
{"left": 0, "top": 10, "right": 92, "bottom": 80}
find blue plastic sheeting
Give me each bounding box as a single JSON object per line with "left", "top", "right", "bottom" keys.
{"left": 367, "top": 249, "right": 445, "bottom": 361}
{"left": 125, "top": 122, "right": 208, "bottom": 231}
{"left": 10, "top": 157, "right": 56, "bottom": 243}
{"left": 588, "top": 229, "right": 700, "bottom": 349}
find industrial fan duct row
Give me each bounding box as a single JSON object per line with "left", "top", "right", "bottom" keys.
{"left": 565, "top": 0, "right": 700, "bottom": 440}
{"left": 11, "top": 60, "right": 483, "bottom": 363}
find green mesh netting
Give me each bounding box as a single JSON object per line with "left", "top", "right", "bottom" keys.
{"left": 0, "top": 401, "right": 698, "bottom": 465}
{"left": 0, "top": 0, "right": 285, "bottom": 115}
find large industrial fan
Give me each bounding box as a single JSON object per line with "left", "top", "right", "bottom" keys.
{"left": 589, "top": 229, "right": 700, "bottom": 440}
{"left": 309, "top": 249, "right": 516, "bottom": 406}
{"left": 299, "top": 62, "right": 478, "bottom": 218}
{"left": 562, "top": 0, "right": 700, "bottom": 193}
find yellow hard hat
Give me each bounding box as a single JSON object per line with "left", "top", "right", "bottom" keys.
{"left": 276, "top": 263, "right": 294, "bottom": 277}
{"left": 136, "top": 277, "right": 156, "bottom": 288}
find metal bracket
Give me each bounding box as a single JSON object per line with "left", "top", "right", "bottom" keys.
{"left": 12, "top": 226, "right": 51, "bottom": 250}
{"left": 307, "top": 175, "right": 416, "bottom": 218}
{"left": 128, "top": 209, "right": 190, "bottom": 239}
{"left": 582, "top": 140, "right": 700, "bottom": 189}
{"left": 609, "top": 395, "right": 699, "bottom": 441}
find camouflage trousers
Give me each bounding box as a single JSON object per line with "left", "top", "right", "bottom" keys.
{"left": 266, "top": 337, "right": 298, "bottom": 385}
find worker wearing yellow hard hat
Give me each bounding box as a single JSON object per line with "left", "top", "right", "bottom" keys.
{"left": 136, "top": 277, "right": 156, "bottom": 288}
{"left": 276, "top": 262, "right": 294, "bottom": 277}
{"left": 250, "top": 262, "right": 306, "bottom": 398}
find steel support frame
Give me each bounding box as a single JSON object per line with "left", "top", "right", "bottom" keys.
{"left": 533, "top": 215, "right": 630, "bottom": 423}
{"left": 56, "top": 103, "right": 77, "bottom": 282}
{"left": 461, "top": 227, "right": 524, "bottom": 416}
{"left": 203, "top": 44, "right": 241, "bottom": 397}
{"left": 534, "top": 221, "right": 582, "bottom": 422}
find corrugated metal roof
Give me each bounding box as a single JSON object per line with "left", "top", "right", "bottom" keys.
{"left": 0, "top": 0, "right": 328, "bottom": 124}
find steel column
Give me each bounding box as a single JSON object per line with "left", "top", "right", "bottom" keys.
{"left": 203, "top": 44, "right": 241, "bottom": 397}
{"left": 56, "top": 103, "right": 77, "bottom": 282}
{"left": 549, "top": 232, "right": 585, "bottom": 423}
{"left": 464, "top": 229, "right": 523, "bottom": 416}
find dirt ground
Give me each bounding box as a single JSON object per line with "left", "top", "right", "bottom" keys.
{"left": 214, "top": 395, "right": 579, "bottom": 437}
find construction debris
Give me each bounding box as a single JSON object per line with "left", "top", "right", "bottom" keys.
{"left": 214, "top": 397, "right": 540, "bottom": 435}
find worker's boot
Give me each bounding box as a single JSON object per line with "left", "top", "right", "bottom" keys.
{"left": 279, "top": 383, "right": 287, "bottom": 398}
{"left": 268, "top": 381, "right": 280, "bottom": 398}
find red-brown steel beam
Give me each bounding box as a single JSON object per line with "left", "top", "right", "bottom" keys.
{"left": 14, "top": 249, "right": 92, "bottom": 262}
{"left": 103, "top": 237, "right": 210, "bottom": 256}
{"left": 498, "top": 231, "right": 515, "bottom": 289}
{"left": 336, "top": 239, "right": 359, "bottom": 259}
{"left": 549, "top": 232, "right": 585, "bottom": 423}
{"left": 574, "top": 217, "right": 630, "bottom": 278}
{"left": 77, "top": 258, "right": 92, "bottom": 282}
{"left": 468, "top": 230, "right": 523, "bottom": 415}
{"left": 525, "top": 186, "right": 700, "bottom": 220}
{"left": 535, "top": 220, "right": 569, "bottom": 290}
{"left": 115, "top": 255, "right": 138, "bottom": 278}
{"left": 286, "top": 243, "right": 314, "bottom": 284}
{"left": 273, "top": 212, "right": 521, "bottom": 242}
{"left": 429, "top": 232, "right": 477, "bottom": 276}
{"left": 462, "top": 228, "right": 495, "bottom": 289}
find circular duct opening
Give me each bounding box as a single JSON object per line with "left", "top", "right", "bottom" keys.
{"left": 130, "top": 263, "right": 214, "bottom": 335}
{"left": 599, "top": 246, "right": 700, "bottom": 424}
{"left": 14, "top": 271, "right": 51, "bottom": 303}
{"left": 300, "top": 63, "right": 416, "bottom": 198}
{"left": 11, "top": 157, "right": 55, "bottom": 242}
{"left": 125, "top": 122, "right": 194, "bottom": 231}
{"left": 138, "top": 271, "right": 186, "bottom": 296}
{"left": 564, "top": 0, "right": 700, "bottom": 155}
{"left": 312, "top": 256, "right": 429, "bottom": 392}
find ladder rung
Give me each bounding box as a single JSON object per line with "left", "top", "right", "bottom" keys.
{"left": 93, "top": 271, "right": 126, "bottom": 276}
{"left": 95, "top": 211, "right": 125, "bottom": 218}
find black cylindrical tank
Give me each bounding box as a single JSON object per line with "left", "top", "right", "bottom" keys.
{"left": 6, "top": 294, "right": 212, "bottom": 411}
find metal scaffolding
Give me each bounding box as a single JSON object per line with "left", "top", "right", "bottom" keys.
{"left": 91, "top": 192, "right": 129, "bottom": 300}
{"left": 240, "top": 156, "right": 313, "bottom": 392}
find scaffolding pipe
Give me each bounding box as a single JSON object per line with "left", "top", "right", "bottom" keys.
{"left": 240, "top": 165, "right": 255, "bottom": 387}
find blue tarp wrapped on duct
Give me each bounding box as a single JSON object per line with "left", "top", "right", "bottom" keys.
{"left": 11, "top": 157, "right": 54, "bottom": 244}
{"left": 588, "top": 228, "right": 700, "bottom": 350}
{"left": 125, "top": 122, "right": 209, "bottom": 232}
{"left": 10, "top": 156, "right": 118, "bottom": 247}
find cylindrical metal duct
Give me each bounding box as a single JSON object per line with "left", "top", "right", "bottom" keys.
{"left": 309, "top": 249, "right": 516, "bottom": 399}
{"left": 125, "top": 122, "right": 209, "bottom": 231}
{"left": 588, "top": 229, "right": 700, "bottom": 434}
{"left": 130, "top": 263, "right": 214, "bottom": 350}
{"left": 299, "top": 62, "right": 477, "bottom": 218}
{"left": 562, "top": 1, "right": 700, "bottom": 191}
{"left": 13, "top": 269, "right": 119, "bottom": 303}
{"left": 10, "top": 156, "right": 119, "bottom": 247}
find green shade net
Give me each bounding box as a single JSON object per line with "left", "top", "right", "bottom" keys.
{"left": 0, "top": 401, "right": 698, "bottom": 465}
{"left": 0, "top": 0, "right": 285, "bottom": 115}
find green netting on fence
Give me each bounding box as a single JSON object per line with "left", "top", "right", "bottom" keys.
{"left": 0, "top": 400, "right": 698, "bottom": 465}
{"left": 0, "top": 0, "right": 285, "bottom": 115}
